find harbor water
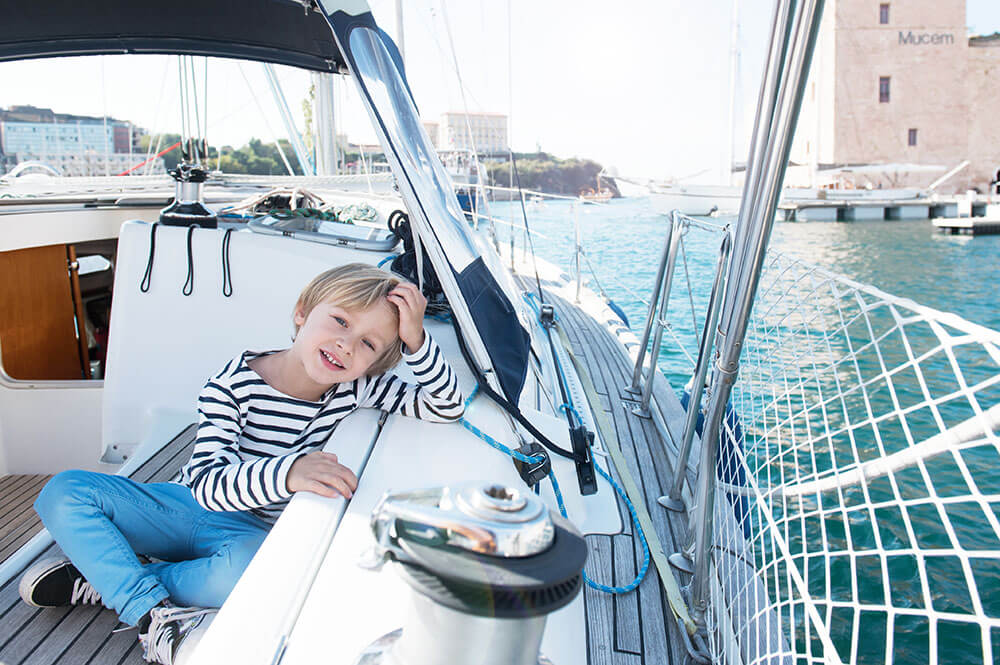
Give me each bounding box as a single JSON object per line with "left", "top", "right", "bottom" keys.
{"left": 490, "top": 197, "right": 999, "bottom": 384}
{"left": 489, "top": 197, "right": 1000, "bottom": 665}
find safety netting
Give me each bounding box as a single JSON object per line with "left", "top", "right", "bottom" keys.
{"left": 702, "top": 251, "right": 1000, "bottom": 665}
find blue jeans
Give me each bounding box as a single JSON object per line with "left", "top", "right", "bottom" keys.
{"left": 34, "top": 470, "right": 271, "bottom": 626}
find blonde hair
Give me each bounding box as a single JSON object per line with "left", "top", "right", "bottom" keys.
{"left": 295, "top": 263, "right": 404, "bottom": 376}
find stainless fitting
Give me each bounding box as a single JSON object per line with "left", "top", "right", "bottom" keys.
{"left": 365, "top": 483, "right": 554, "bottom": 571}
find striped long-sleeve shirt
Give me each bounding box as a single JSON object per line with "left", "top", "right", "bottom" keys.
{"left": 178, "top": 333, "right": 463, "bottom": 522}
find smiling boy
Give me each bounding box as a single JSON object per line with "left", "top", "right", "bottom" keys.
{"left": 21, "top": 263, "right": 464, "bottom": 665}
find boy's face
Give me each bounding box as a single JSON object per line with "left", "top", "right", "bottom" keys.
{"left": 292, "top": 299, "right": 398, "bottom": 387}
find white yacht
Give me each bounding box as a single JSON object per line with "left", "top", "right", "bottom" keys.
{"left": 0, "top": 2, "right": 997, "bottom": 665}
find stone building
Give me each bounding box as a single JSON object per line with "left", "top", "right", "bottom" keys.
{"left": 436, "top": 112, "right": 508, "bottom": 154}
{"left": 787, "top": 0, "right": 1000, "bottom": 192}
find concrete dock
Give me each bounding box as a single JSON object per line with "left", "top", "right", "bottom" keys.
{"left": 932, "top": 216, "right": 1000, "bottom": 235}
{"left": 778, "top": 198, "right": 985, "bottom": 222}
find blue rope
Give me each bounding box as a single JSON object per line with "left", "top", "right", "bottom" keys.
{"left": 377, "top": 254, "right": 399, "bottom": 268}
{"left": 558, "top": 402, "right": 582, "bottom": 421}
{"left": 522, "top": 290, "right": 545, "bottom": 319}
{"left": 459, "top": 384, "right": 650, "bottom": 594}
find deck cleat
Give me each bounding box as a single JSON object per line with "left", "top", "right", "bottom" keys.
{"left": 355, "top": 483, "right": 587, "bottom": 665}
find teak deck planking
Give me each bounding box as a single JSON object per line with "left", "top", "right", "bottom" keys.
{"left": 0, "top": 425, "right": 197, "bottom": 665}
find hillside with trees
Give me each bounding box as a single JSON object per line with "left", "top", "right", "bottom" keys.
{"left": 139, "top": 135, "right": 305, "bottom": 175}
{"left": 484, "top": 152, "right": 619, "bottom": 198}
{"left": 137, "top": 137, "right": 617, "bottom": 198}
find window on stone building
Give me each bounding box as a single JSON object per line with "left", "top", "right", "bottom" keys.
{"left": 908, "top": 128, "right": 918, "bottom": 146}
{"left": 879, "top": 77, "right": 891, "bottom": 103}
{"left": 879, "top": 3, "right": 889, "bottom": 24}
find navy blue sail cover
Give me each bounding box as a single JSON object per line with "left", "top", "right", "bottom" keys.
{"left": 452, "top": 259, "right": 531, "bottom": 403}
{"left": 322, "top": 6, "right": 531, "bottom": 403}
{"left": 0, "top": 0, "right": 344, "bottom": 71}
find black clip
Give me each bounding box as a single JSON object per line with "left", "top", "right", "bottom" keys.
{"left": 539, "top": 304, "right": 556, "bottom": 328}
{"left": 571, "top": 426, "right": 598, "bottom": 496}
{"left": 513, "top": 442, "right": 551, "bottom": 487}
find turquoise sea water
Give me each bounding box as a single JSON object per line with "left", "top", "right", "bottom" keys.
{"left": 488, "top": 197, "right": 1000, "bottom": 664}
{"left": 490, "top": 197, "right": 999, "bottom": 381}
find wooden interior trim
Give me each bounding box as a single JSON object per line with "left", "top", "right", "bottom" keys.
{"left": 67, "top": 245, "right": 91, "bottom": 379}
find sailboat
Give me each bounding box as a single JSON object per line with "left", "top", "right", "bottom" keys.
{"left": 1, "top": 2, "right": 998, "bottom": 665}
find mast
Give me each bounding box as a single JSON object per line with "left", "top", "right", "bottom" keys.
{"left": 724, "top": 0, "right": 741, "bottom": 187}
{"left": 313, "top": 72, "right": 338, "bottom": 175}
{"left": 395, "top": 0, "right": 405, "bottom": 65}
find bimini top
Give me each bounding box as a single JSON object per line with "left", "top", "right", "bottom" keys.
{"left": 0, "top": 0, "right": 344, "bottom": 72}
{"left": 0, "top": 0, "right": 533, "bottom": 405}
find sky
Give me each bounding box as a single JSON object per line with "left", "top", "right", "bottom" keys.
{"left": 0, "top": 0, "right": 997, "bottom": 183}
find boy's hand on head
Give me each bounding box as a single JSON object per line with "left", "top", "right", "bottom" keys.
{"left": 387, "top": 282, "right": 427, "bottom": 352}
{"left": 286, "top": 451, "right": 358, "bottom": 499}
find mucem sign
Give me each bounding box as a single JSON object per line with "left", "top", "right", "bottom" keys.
{"left": 898, "top": 31, "right": 956, "bottom": 45}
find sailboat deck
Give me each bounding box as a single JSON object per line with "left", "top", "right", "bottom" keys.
{"left": 0, "top": 424, "right": 197, "bottom": 665}
{"left": 0, "top": 475, "right": 51, "bottom": 564}
{"left": 539, "top": 286, "right": 692, "bottom": 665}
{"left": 0, "top": 289, "right": 695, "bottom": 665}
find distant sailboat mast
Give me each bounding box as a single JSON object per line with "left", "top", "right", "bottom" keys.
{"left": 395, "top": 0, "right": 405, "bottom": 65}
{"left": 723, "top": 0, "right": 741, "bottom": 187}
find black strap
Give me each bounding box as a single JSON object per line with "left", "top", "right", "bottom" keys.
{"left": 450, "top": 315, "right": 585, "bottom": 464}
{"left": 140, "top": 222, "right": 159, "bottom": 293}
{"left": 221, "top": 228, "right": 234, "bottom": 297}
{"left": 182, "top": 225, "right": 196, "bottom": 296}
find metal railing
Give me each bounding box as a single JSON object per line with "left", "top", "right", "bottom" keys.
{"left": 625, "top": 218, "right": 1000, "bottom": 665}
{"left": 625, "top": 211, "right": 732, "bottom": 419}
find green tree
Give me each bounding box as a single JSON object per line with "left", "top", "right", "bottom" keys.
{"left": 484, "top": 152, "right": 618, "bottom": 197}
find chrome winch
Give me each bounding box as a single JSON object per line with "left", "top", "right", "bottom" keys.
{"left": 355, "top": 483, "right": 587, "bottom": 665}
{"left": 159, "top": 159, "right": 217, "bottom": 228}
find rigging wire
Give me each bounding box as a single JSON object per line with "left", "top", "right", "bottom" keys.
{"left": 510, "top": 152, "right": 544, "bottom": 305}
{"left": 203, "top": 56, "right": 209, "bottom": 159}
{"left": 438, "top": 0, "right": 499, "bottom": 249}
{"left": 188, "top": 57, "right": 202, "bottom": 158}
{"left": 178, "top": 57, "right": 189, "bottom": 156}
{"left": 237, "top": 63, "right": 295, "bottom": 176}
{"left": 140, "top": 58, "right": 173, "bottom": 176}
{"left": 507, "top": 0, "right": 516, "bottom": 266}
{"left": 678, "top": 231, "right": 701, "bottom": 348}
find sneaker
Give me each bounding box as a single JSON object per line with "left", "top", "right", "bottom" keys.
{"left": 139, "top": 605, "right": 215, "bottom": 665}
{"left": 19, "top": 557, "right": 102, "bottom": 608}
